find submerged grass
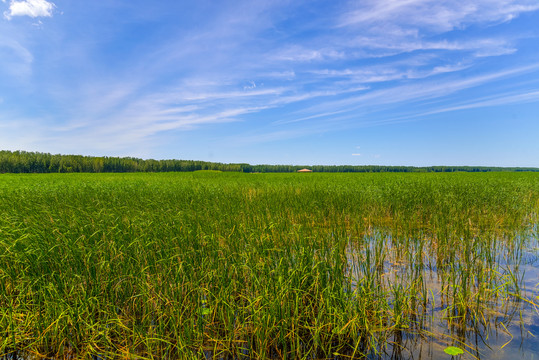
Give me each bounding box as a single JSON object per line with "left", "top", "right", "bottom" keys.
{"left": 0, "top": 172, "right": 538, "bottom": 359}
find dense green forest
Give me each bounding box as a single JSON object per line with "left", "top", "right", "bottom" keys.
{"left": 1, "top": 150, "right": 537, "bottom": 173}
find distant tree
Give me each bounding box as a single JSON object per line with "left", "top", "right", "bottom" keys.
{"left": 0, "top": 150, "right": 538, "bottom": 174}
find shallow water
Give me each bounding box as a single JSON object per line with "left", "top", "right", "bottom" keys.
{"left": 347, "top": 229, "right": 539, "bottom": 360}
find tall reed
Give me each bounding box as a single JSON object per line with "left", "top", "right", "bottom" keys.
{"left": 0, "top": 172, "right": 538, "bottom": 359}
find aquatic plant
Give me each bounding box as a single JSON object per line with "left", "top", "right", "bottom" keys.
{"left": 0, "top": 172, "right": 538, "bottom": 359}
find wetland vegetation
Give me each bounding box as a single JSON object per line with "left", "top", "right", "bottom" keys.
{"left": 0, "top": 172, "right": 538, "bottom": 359}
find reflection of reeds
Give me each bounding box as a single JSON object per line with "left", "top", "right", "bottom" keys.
{"left": 0, "top": 172, "right": 538, "bottom": 359}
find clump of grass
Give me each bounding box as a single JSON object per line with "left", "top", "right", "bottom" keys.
{"left": 0, "top": 172, "right": 538, "bottom": 359}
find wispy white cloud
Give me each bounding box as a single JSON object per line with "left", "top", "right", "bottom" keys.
{"left": 272, "top": 109, "right": 350, "bottom": 126}
{"left": 339, "top": 0, "right": 539, "bottom": 31}
{"left": 177, "top": 88, "right": 284, "bottom": 102}
{"left": 0, "top": 37, "right": 33, "bottom": 79}
{"left": 334, "top": 0, "right": 537, "bottom": 61}
{"left": 347, "top": 88, "right": 539, "bottom": 131}
{"left": 263, "top": 70, "right": 296, "bottom": 79}
{"left": 273, "top": 45, "right": 345, "bottom": 62}
{"left": 296, "top": 64, "right": 539, "bottom": 121}
{"left": 38, "top": 78, "right": 280, "bottom": 153}
{"left": 3, "top": 0, "right": 55, "bottom": 20}
{"left": 0, "top": 38, "right": 32, "bottom": 60}
{"left": 268, "top": 86, "right": 369, "bottom": 107}
{"left": 312, "top": 62, "right": 470, "bottom": 84}
{"left": 347, "top": 37, "right": 517, "bottom": 58}
{"left": 410, "top": 89, "right": 539, "bottom": 117}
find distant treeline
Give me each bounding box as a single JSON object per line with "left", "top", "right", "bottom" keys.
{"left": 1, "top": 150, "right": 538, "bottom": 173}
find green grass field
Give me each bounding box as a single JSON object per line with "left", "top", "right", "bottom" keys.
{"left": 1, "top": 172, "right": 538, "bottom": 359}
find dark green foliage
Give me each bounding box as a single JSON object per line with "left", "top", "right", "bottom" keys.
{"left": 1, "top": 150, "right": 538, "bottom": 173}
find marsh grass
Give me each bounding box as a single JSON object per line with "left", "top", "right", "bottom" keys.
{"left": 0, "top": 172, "right": 538, "bottom": 359}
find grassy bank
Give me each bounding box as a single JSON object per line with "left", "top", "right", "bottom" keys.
{"left": 1, "top": 172, "right": 538, "bottom": 359}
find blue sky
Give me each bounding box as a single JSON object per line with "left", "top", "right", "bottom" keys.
{"left": 1, "top": 0, "right": 539, "bottom": 166}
